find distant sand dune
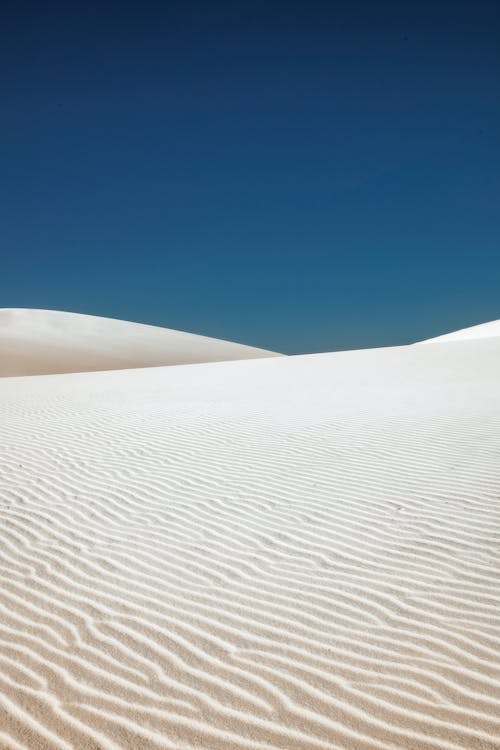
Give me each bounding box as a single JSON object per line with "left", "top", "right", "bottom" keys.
{"left": 419, "top": 318, "right": 500, "bottom": 344}
{"left": 0, "top": 309, "right": 280, "bottom": 376}
{"left": 0, "top": 320, "right": 499, "bottom": 748}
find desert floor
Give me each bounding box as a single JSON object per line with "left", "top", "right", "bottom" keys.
{"left": 0, "top": 332, "right": 499, "bottom": 749}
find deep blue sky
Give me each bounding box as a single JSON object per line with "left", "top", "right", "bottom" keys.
{"left": 2, "top": 1, "right": 499, "bottom": 353}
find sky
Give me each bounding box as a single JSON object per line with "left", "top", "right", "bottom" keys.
{"left": 1, "top": 0, "right": 499, "bottom": 354}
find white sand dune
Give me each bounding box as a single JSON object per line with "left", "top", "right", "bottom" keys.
{"left": 0, "top": 309, "right": 280, "bottom": 376}
{"left": 419, "top": 318, "right": 500, "bottom": 344}
{"left": 0, "top": 321, "right": 499, "bottom": 749}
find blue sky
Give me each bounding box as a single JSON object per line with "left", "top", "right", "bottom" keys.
{"left": 1, "top": 1, "right": 499, "bottom": 353}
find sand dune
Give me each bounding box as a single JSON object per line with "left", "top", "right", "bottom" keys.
{"left": 0, "top": 323, "right": 499, "bottom": 748}
{"left": 0, "top": 309, "right": 280, "bottom": 376}
{"left": 419, "top": 318, "right": 500, "bottom": 344}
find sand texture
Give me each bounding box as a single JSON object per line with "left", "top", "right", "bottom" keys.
{"left": 0, "top": 330, "right": 499, "bottom": 748}
{"left": 0, "top": 309, "right": 280, "bottom": 376}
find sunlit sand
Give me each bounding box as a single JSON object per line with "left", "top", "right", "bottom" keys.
{"left": 0, "top": 309, "right": 279, "bottom": 376}
{"left": 0, "top": 311, "right": 499, "bottom": 749}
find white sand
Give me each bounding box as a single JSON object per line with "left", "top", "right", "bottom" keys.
{"left": 0, "top": 309, "right": 280, "bottom": 376}
{"left": 419, "top": 318, "right": 500, "bottom": 344}
{"left": 0, "top": 318, "right": 499, "bottom": 749}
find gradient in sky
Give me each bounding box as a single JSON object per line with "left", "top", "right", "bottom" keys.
{"left": 1, "top": 0, "right": 499, "bottom": 353}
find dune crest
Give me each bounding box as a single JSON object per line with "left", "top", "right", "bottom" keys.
{"left": 419, "top": 318, "right": 500, "bottom": 344}
{"left": 0, "top": 308, "right": 280, "bottom": 376}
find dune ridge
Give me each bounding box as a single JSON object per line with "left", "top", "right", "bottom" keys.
{"left": 0, "top": 309, "right": 280, "bottom": 376}
{"left": 0, "top": 328, "right": 499, "bottom": 748}
{"left": 419, "top": 318, "right": 500, "bottom": 344}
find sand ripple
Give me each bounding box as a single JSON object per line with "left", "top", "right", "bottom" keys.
{"left": 0, "top": 339, "right": 499, "bottom": 748}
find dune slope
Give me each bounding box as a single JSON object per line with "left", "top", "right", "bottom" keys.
{"left": 0, "top": 337, "right": 499, "bottom": 748}
{"left": 0, "top": 309, "right": 280, "bottom": 376}
{"left": 419, "top": 318, "right": 500, "bottom": 344}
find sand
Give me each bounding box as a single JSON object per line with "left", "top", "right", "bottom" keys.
{"left": 419, "top": 318, "right": 500, "bottom": 344}
{"left": 0, "top": 309, "right": 280, "bottom": 376}
{"left": 0, "top": 318, "right": 499, "bottom": 749}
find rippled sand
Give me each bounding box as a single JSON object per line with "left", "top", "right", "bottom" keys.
{"left": 0, "top": 335, "right": 499, "bottom": 749}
